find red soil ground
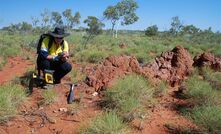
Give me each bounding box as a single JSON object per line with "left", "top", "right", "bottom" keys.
{"left": 0, "top": 56, "right": 33, "bottom": 84}
{"left": 0, "top": 51, "right": 201, "bottom": 134}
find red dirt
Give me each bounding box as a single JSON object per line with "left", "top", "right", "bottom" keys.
{"left": 0, "top": 57, "right": 102, "bottom": 134}
{"left": 0, "top": 56, "right": 33, "bottom": 84}
{"left": 0, "top": 47, "right": 200, "bottom": 134}
{"left": 132, "top": 87, "right": 198, "bottom": 134}
{"left": 0, "top": 83, "right": 101, "bottom": 134}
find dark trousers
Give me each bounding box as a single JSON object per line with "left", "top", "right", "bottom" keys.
{"left": 37, "top": 56, "right": 72, "bottom": 82}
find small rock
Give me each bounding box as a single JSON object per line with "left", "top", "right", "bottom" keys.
{"left": 39, "top": 107, "right": 44, "bottom": 110}
{"left": 48, "top": 117, "right": 56, "bottom": 124}
{"left": 92, "top": 92, "right": 98, "bottom": 96}
{"left": 30, "top": 129, "right": 35, "bottom": 134}
{"left": 59, "top": 108, "right": 68, "bottom": 112}
{"left": 6, "top": 122, "right": 14, "bottom": 127}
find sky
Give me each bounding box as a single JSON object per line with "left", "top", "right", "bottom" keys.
{"left": 0, "top": 0, "right": 220, "bottom": 31}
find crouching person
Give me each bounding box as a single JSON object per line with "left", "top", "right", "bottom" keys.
{"left": 37, "top": 26, "right": 72, "bottom": 84}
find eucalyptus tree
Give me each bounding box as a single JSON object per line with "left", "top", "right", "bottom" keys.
{"left": 40, "top": 9, "right": 50, "bottom": 28}
{"left": 31, "top": 16, "right": 39, "bottom": 27}
{"left": 83, "top": 16, "right": 105, "bottom": 46}
{"left": 62, "top": 9, "right": 72, "bottom": 28}
{"left": 169, "top": 16, "right": 183, "bottom": 36}
{"left": 103, "top": 0, "right": 139, "bottom": 38}
{"left": 20, "top": 22, "right": 32, "bottom": 32}
{"left": 62, "top": 9, "right": 81, "bottom": 30}
{"left": 72, "top": 12, "right": 81, "bottom": 27}
{"left": 51, "top": 11, "right": 63, "bottom": 27}
{"left": 145, "top": 25, "right": 158, "bottom": 36}
{"left": 181, "top": 25, "right": 200, "bottom": 35}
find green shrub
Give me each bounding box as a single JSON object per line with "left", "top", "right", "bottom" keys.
{"left": 74, "top": 49, "right": 108, "bottom": 63}
{"left": 145, "top": 25, "right": 158, "bottom": 36}
{"left": 79, "top": 111, "right": 130, "bottom": 134}
{"left": 187, "top": 106, "right": 221, "bottom": 133}
{"left": 0, "top": 56, "right": 7, "bottom": 70}
{"left": 0, "top": 83, "right": 26, "bottom": 122}
{"left": 0, "top": 46, "right": 21, "bottom": 57}
{"left": 182, "top": 73, "right": 221, "bottom": 133}
{"left": 184, "top": 75, "right": 219, "bottom": 106}
{"left": 103, "top": 74, "right": 154, "bottom": 117}
{"left": 201, "top": 67, "right": 221, "bottom": 90}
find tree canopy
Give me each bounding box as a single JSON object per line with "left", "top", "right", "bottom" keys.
{"left": 103, "top": 0, "right": 139, "bottom": 37}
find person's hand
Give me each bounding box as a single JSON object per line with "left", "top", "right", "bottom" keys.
{"left": 62, "top": 51, "right": 69, "bottom": 58}
{"left": 60, "top": 52, "right": 69, "bottom": 62}
{"left": 61, "top": 56, "right": 68, "bottom": 62}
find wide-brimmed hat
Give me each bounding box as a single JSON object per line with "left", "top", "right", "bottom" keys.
{"left": 48, "top": 27, "right": 70, "bottom": 38}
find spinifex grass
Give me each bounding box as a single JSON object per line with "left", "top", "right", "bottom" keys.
{"left": 181, "top": 72, "right": 221, "bottom": 133}
{"left": 187, "top": 106, "right": 221, "bottom": 134}
{"left": 78, "top": 111, "right": 130, "bottom": 134}
{"left": 0, "top": 83, "right": 26, "bottom": 122}
{"left": 103, "top": 74, "right": 154, "bottom": 120}
{"left": 40, "top": 90, "right": 58, "bottom": 105}
{"left": 184, "top": 74, "right": 220, "bottom": 106}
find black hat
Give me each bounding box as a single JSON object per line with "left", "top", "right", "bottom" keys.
{"left": 48, "top": 27, "right": 70, "bottom": 38}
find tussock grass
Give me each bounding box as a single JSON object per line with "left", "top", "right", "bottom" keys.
{"left": 184, "top": 75, "right": 219, "bottom": 106}
{"left": 102, "top": 74, "right": 154, "bottom": 120}
{"left": 153, "top": 80, "right": 168, "bottom": 97}
{"left": 201, "top": 67, "right": 221, "bottom": 90}
{"left": 0, "top": 46, "right": 21, "bottom": 57}
{"left": 0, "top": 56, "right": 6, "bottom": 70}
{"left": 184, "top": 106, "right": 221, "bottom": 134}
{"left": 78, "top": 111, "right": 130, "bottom": 134}
{"left": 70, "top": 68, "right": 86, "bottom": 83}
{"left": 181, "top": 71, "right": 221, "bottom": 133}
{"left": 40, "top": 90, "right": 57, "bottom": 105}
{"left": 74, "top": 49, "right": 108, "bottom": 63}
{"left": 201, "top": 67, "right": 221, "bottom": 81}
{"left": 211, "top": 45, "right": 221, "bottom": 57}
{"left": 0, "top": 83, "right": 26, "bottom": 122}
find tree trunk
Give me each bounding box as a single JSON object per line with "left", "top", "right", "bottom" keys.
{"left": 111, "top": 21, "right": 116, "bottom": 38}
{"left": 115, "top": 22, "right": 119, "bottom": 38}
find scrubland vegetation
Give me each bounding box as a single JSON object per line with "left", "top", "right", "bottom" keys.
{"left": 181, "top": 68, "right": 221, "bottom": 133}
{"left": 0, "top": 25, "right": 221, "bottom": 132}
{"left": 0, "top": 0, "right": 220, "bottom": 133}
{"left": 0, "top": 83, "right": 26, "bottom": 122}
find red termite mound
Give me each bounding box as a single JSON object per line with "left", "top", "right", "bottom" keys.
{"left": 86, "top": 45, "right": 194, "bottom": 91}
{"left": 193, "top": 52, "right": 221, "bottom": 71}
{"left": 142, "top": 45, "right": 193, "bottom": 86}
